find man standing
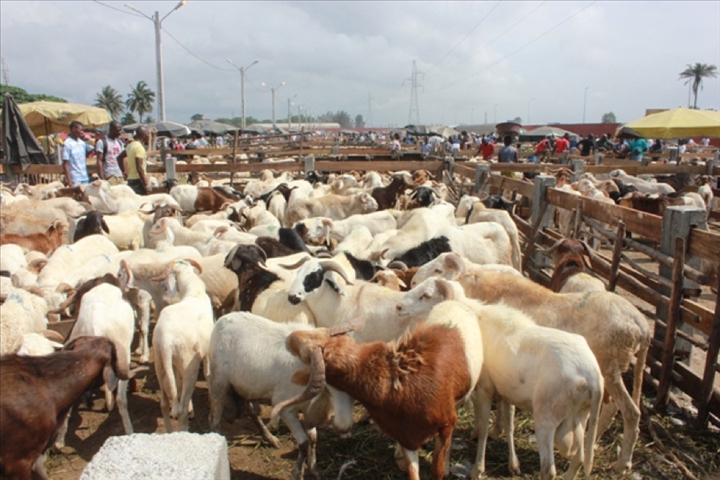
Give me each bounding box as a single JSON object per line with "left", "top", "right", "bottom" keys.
{"left": 125, "top": 126, "right": 151, "bottom": 195}
{"left": 498, "top": 135, "right": 518, "bottom": 163}
{"left": 95, "top": 121, "right": 126, "bottom": 185}
{"left": 478, "top": 137, "right": 495, "bottom": 160}
{"left": 629, "top": 136, "right": 648, "bottom": 161}
{"left": 62, "top": 121, "right": 94, "bottom": 187}
{"left": 554, "top": 133, "right": 570, "bottom": 155}
{"left": 578, "top": 134, "right": 595, "bottom": 157}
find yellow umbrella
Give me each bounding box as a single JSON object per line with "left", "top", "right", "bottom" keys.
{"left": 621, "top": 107, "right": 720, "bottom": 139}
{"left": 17, "top": 101, "right": 112, "bottom": 137}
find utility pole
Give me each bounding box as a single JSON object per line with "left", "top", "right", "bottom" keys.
{"left": 1, "top": 57, "right": 8, "bottom": 86}
{"left": 126, "top": 1, "right": 187, "bottom": 121}
{"left": 403, "top": 61, "right": 423, "bottom": 125}
{"left": 367, "top": 92, "right": 373, "bottom": 128}
{"left": 227, "top": 59, "right": 259, "bottom": 130}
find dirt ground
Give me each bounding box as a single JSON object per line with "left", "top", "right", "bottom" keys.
{"left": 44, "top": 240, "right": 720, "bottom": 480}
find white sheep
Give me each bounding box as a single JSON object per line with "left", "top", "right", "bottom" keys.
{"left": 398, "top": 278, "right": 603, "bottom": 480}
{"left": 151, "top": 260, "right": 214, "bottom": 432}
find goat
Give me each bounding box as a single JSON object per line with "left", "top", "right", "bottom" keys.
{"left": 0, "top": 220, "right": 67, "bottom": 255}
{"left": 546, "top": 239, "right": 606, "bottom": 293}
{"left": 0, "top": 336, "right": 139, "bottom": 480}
{"left": 73, "top": 211, "right": 110, "bottom": 242}
{"left": 371, "top": 173, "right": 412, "bottom": 210}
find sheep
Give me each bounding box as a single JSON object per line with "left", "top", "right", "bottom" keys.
{"left": 546, "top": 238, "right": 606, "bottom": 293}
{"left": 14, "top": 331, "right": 65, "bottom": 356}
{"left": 411, "top": 252, "right": 651, "bottom": 474}
{"left": 370, "top": 173, "right": 412, "bottom": 210}
{"left": 0, "top": 220, "right": 67, "bottom": 256}
{"left": 207, "top": 312, "right": 354, "bottom": 480}
{"left": 698, "top": 175, "right": 714, "bottom": 214}
{"left": 0, "top": 244, "right": 29, "bottom": 275}
{"left": 73, "top": 210, "right": 110, "bottom": 242}
{"left": 0, "top": 287, "right": 50, "bottom": 354}
{"left": 63, "top": 283, "right": 137, "bottom": 439}
{"left": 274, "top": 309, "right": 478, "bottom": 480}
{"left": 302, "top": 210, "right": 397, "bottom": 246}
{"left": 223, "top": 244, "right": 315, "bottom": 324}
{"left": 609, "top": 169, "right": 676, "bottom": 195}
{"left": 151, "top": 260, "right": 214, "bottom": 432}
{"left": 74, "top": 210, "right": 149, "bottom": 250}
{"left": 397, "top": 278, "right": 604, "bottom": 480}
{"left": 464, "top": 202, "right": 521, "bottom": 270}
{"left": 83, "top": 179, "right": 180, "bottom": 214}
{"left": 0, "top": 336, "right": 139, "bottom": 480}
{"left": 368, "top": 269, "right": 407, "bottom": 291}
{"left": 284, "top": 191, "right": 378, "bottom": 227}
{"left": 147, "top": 217, "right": 236, "bottom": 257}
{"left": 166, "top": 183, "right": 235, "bottom": 213}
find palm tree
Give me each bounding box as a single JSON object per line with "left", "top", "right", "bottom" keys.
{"left": 120, "top": 112, "right": 137, "bottom": 126}
{"left": 94, "top": 85, "right": 124, "bottom": 120}
{"left": 126, "top": 81, "right": 156, "bottom": 123}
{"left": 679, "top": 63, "right": 718, "bottom": 109}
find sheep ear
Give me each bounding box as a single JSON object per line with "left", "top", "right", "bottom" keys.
{"left": 324, "top": 277, "right": 346, "bottom": 296}
{"left": 435, "top": 278, "right": 454, "bottom": 301}
{"left": 103, "top": 363, "right": 119, "bottom": 393}
{"left": 443, "top": 253, "right": 464, "bottom": 279}
{"left": 291, "top": 367, "right": 311, "bottom": 386}
{"left": 101, "top": 219, "right": 110, "bottom": 234}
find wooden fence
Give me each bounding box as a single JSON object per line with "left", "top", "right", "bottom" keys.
{"left": 2, "top": 152, "right": 719, "bottom": 427}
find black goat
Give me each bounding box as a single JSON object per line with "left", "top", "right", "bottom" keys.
{"left": 392, "top": 236, "right": 452, "bottom": 269}
{"left": 371, "top": 174, "right": 412, "bottom": 210}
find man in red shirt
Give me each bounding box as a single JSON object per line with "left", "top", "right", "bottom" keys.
{"left": 478, "top": 137, "right": 495, "bottom": 160}
{"left": 554, "top": 133, "right": 570, "bottom": 154}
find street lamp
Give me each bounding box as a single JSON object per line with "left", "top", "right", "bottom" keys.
{"left": 527, "top": 98, "right": 535, "bottom": 126}
{"left": 227, "top": 59, "right": 259, "bottom": 130}
{"left": 583, "top": 87, "right": 588, "bottom": 123}
{"left": 262, "top": 82, "right": 285, "bottom": 128}
{"left": 125, "top": 0, "right": 187, "bottom": 122}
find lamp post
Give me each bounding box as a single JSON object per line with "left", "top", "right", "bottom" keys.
{"left": 125, "top": 1, "right": 187, "bottom": 122}
{"left": 583, "top": 86, "right": 588, "bottom": 123}
{"left": 527, "top": 97, "right": 535, "bottom": 126}
{"left": 227, "top": 59, "right": 259, "bottom": 131}
{"left": 262, "top": 82, "right": 285, "bottom": 128}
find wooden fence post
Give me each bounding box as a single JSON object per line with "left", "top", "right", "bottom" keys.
{"left": 304, "top": 155, "right": 315, "bottom": 176}
{"left": 570, "top": 159, "right": 584, "bottom": 182}
{"left": 474, "top": 164, "right": 491, "bottom": 196}
{"left": 527, "top": 175, "right": 556, "bottom": 277}
{"left": 165, "top": 155, "right": 176, "bottom": 182}
{"left": 654, "top": 206, "right": 707, "bottom": 363}
{"left": 655, "top": 236, "right": 686, "bottom": 410}
{"left": 696, "top": 273, "right": 720, "bottom": 428}
{"left": 608, "top": 221, "right": 626, "bottom": 292}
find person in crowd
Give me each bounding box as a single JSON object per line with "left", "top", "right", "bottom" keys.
{"left": 554, "top": 133, "right": 570, "bottom": 155}
{"left": 498, "top": 135, "right": 518, "bottom": 163}
{"left": 124, "top": 126, "right": 151, "bottom": 195}
{"left": 62, "top": 121, "right": 95, "bottom": 187}
{"left": 578, "top": 134, "right": 595, "bottom": 157}
{"left": 596, "top": 134, "right": 613, "bottom": 151}
{"left": 391, "top": 133, "right": 401, "bottom": 153}
{"left": 649, "top": 138, "right": 663, "bottom": 153}
{"left": 629, "top": 136, "right": 648, "bottom": 161}
{"left": 95, "top": 121, "right": 126, "bottom": 185}
{"left": 216, "top": 135, "right": 224, "bottom": 147}
{"left": 478, "top": 137, "right": 495, "bottom": 160}
{"left": 420, "top": 137, "right": 430, "bottom": 158}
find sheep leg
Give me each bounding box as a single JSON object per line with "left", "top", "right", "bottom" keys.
{"left": 394, "top": 444, "right": 409, "bottom": 471}
{"left": 305, "top": 427, "right": 319, "bottom": 479}
{"left": 535, "top": 420, "right": 558, "bottom": 480}
{"left": 432, "top": 423, "right": 454, "bottom": 479}
{"left": 116, "top": 379, "right": 133, "bottom": 434}
{"left": 596, "top": 398, "right": 619, "bottom": 440}
{"left": 155, "top": 356, "right": 174, "bottom": 433}
{"left": 561, "top": 419, "right": 585, "bottom": 480}
{"left": 402, "top": 448, "right": 421, "bottom": 480}
{"left": 470, "top": 388, "right": 493, "bottom": 480}
{"left": 53, "top": 409, "right": 71, "bottom": 451}
{"left": 32, "top": 451, "right": 50, "bottom": 480}
{"left": 207, "top": 378, "right": 228, "bottom": 431}
{"left": 133, "top": 290, "right": 151, "bottom": 363}
{"left": 104, "top": 382, "right": 115, "bottom": 412}
{"left": 247, "top": 402, "right": 281, "bottom": 449}
{"left": 177, "top": 355, "right": 202, "bottom": 431}
{"left": 604, "top": 370, "right": 639, "bottom": 474}
{"left": 280, "top": 408, "right": 312, "bottom": 480}
{"left": 501, "top": 401, "right": 520, "bottom": 475}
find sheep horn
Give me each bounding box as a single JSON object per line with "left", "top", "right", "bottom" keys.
{"left": 42, "top": 329, "right": 66, "bottom": 343}
{"left": 280, "top": 256, "right": 312, "bottom": 270}
{"left": 151, "top": 263, "right": 174, "bottom": 282}
{"left": 269, "top": 346, "right": 326, "bottom": 423}
{"left": 152, "top": 218, "right": 170, "bottom": 235}
{"left": 223, "top": 244, "right": 243, "bottom": 268}
{"left": 183, "top": 258, "right": 203, "bottom": 275}
{"left": 387, "top": 260, "right": 408, "bottom": 271}
{"left": 543, "top": 238, "right": 565, "bottom": 256}
{"left": 319, "top": 260, "right": 354, "bottom": 286}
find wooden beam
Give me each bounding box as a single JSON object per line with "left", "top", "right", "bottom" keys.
{"left": 697, "top": 272, "right": 720, "bottom": 427}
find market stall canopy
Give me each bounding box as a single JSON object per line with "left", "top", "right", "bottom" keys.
{"left": 240, "top": 124, "right": 270, "bottom": 135}
{"left": 621, "top": 107, "right": 720, "bottom": 139}
{"left": 147, "top": 121, "right": 191, "bottom": 138}
{"left": 520, "top": 125, "right": 580, "bottom": 142}
{"left": 405, "top": 124, "right": 461, "bottom": 138}
{"left": 2, "top": 94, "right": 49, "bottom": 168}
{"left": 614, "top": 126, "right": 643, "bottom": 139}
{"left": 186, "top": 119, "right": 239, "bottom": 136}
{"left": 17, "top": 100, "right": 111, "bottom": 137}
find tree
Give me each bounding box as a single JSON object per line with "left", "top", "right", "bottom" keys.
{"left": 120, "top": 112, "right": 137, "bottom": 126}
{"left": 145, "top": 115, "right": 155, "bottom": 124}
{"left": 513, "top": 116, "right": 522, "bottom": 124}
{"left": 679, "top": 63, "right": 718, "bottom": 109}
{"left": 601, "top": 112, "right": 617, "bottom": 123}
{"left": 0, "top": 85, "right": 67, "bottom": 103}
{"left": 94, "top": 85, "right": 124, "bottom": 120}
{"left": 354, "top": 114, "right": 365, "bottom": 128}
{"left": 126, "top": 81, "right": 155, "bottom": 123}
{"left": 190, "top": 113, "right": 204, "bottom": 121}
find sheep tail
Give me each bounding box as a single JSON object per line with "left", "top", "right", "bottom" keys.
{"left": 584, "top": 378, "right": 603, "bottom": 476}
{"left": 632, "top": 339, "right": 649, "bottom": 407}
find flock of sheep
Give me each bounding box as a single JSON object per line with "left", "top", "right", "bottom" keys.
{"left": 1, "top": 165, "right": 699, "bottom": 480}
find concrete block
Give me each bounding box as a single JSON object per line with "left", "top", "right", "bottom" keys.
{"left": 81, "top": 432, "right": 230, "bottom": 480}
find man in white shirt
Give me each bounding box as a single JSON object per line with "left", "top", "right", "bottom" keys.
{"left": 62, "top": 121, "right": 94, "bottom": 187}
{"left": 95, "top": 121, "right": 126, "bottom": 185}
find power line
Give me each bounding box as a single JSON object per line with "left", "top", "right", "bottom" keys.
{"left": 160, "top": 26, "right": 235, "bottom": 72}
{"left": 92, "top": 0, "right": 144, "bottom": 18}
{"left": 425, "top": 1, "right": 501, "bottom": 76}
{"left": 429, "top": 0, "right": 597, "bottom": 93}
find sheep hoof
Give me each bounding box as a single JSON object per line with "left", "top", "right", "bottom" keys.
{"left": 509, "top": 463, "right": 521, "bottom": 476}
{"left": 613, "top": 460, "right": 630, "bottom": 475}
{"left": 393, "top": 446, "right": 408, "bottom": 472}
{"left": 263, "top": 433, "right": 281, "bottom": 449}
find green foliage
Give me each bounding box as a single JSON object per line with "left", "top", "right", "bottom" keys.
{"left": 513, "top": 116, "right": 522, "bottom": 124}
{"left": 317, "top": 110, "right": 352, "bottom": 128}
{"left": 190, "top": 113, "right": 204, "bottom": 121}
{"left": 679, "top": 63, "right": 718, "bottom": 109}
{"left": 94, "top": 85, "right": 124, "bottom": 120}
{"left": 126, "top": 81, "right": 155, "bottom": 124}
{"left": 120, "top": 112, "right": 137, "bottom": 126}
{"left": 601, "top": 112, "right": 617, "bottom": 123}
{"left": 354, "top": 114, "right": 365, "bottom": 128}
{"left": 0, "top": 85, "right": 67, "bottom": 103}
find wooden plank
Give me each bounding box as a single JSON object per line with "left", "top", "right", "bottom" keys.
{"left": 697, "top": 274, "right": 720, "bottom": 427}
{"left": 688, "top": 228, "right": 720, "bottom": 262}
{"left": 314, "top": 160, "right": 444, "bottom": 172}
{"left": 546, "top": 187, "right": 662, "bottom": 242}
{"left": 488, "top": 175, "right": 534, "bottom": 198}
{"left": 585, "top": 164, "right": 708, "bottom": 175}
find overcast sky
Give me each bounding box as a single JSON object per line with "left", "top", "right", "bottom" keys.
{"left": 2, "top": 1, "right": 719, "bottom": 128}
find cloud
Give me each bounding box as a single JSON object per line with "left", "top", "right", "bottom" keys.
{"left": 1, "top": 0, "right": 718, "bottom": 128}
